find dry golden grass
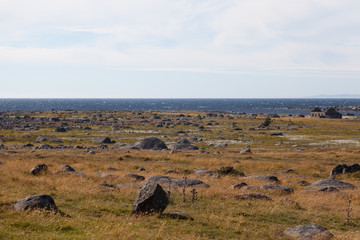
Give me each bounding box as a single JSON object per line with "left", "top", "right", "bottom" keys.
{"left": 1, "top": 111, "right": 360, "bottom": 239}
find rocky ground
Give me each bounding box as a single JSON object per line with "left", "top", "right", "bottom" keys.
{"left": 0, "top": 110, "right": 360, "bottom": 239}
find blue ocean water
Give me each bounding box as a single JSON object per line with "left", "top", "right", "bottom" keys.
{"left": 0, "top": 98, "right": 359, "bottom": 115}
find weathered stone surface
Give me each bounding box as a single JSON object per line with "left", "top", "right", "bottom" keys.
{"left": 330, "top": 163, "right": 360, "bottom": 176}
{"left": 146, "top": 175, "right": 210, "bottom": 188}
{"left": 235, "top": 193, "right": 272, "bottom": 201}
{"left": 217, "top": 166, "right": 245, "bottom": 176}
{"left": 242, "top": 175, "right": 280, "bottom": 183}
{"left": 232, "top": 182, "right": 248, "bottom": 189}
{"left": 240, "top": 147, "right": 251, "bottom": 154}
{"left": 284, "top": 224, "right": 334, "bottom": 239}
{"left": 96, "top": 172, "right": 119, "bottom": 178}
{"left": 14, "top": 194, "right": 57, "bottom": 211}
{"left": 138, "top": 137, "right": 168, "bottom": 150}
{"left": 93, "top": 137, "right": 112, "bottom": 144}
{"left": 168, "top": 143, "right": 198, "bottom": 150}
{"left": 132, "top": 182, "right": 168, "bottom": 214}
{"left": 55, "top": 127, "right": 67, "bottom": 132}
{"left": 260, "top": 184, "right": 294, "bottom": 194}
{"left": 61, "top": 164, "right": 75, "bottom": 172}
{"left": 306, "top": 179, "right": 355, "bottom": 190}
{"left": 36, "top": 136, "right": 47, "bottom": 142}
{"left": 30, "top": 164, "right": 48, "bottom": 175}
{"left": 125, "top": 173, "right": 145, "bottom": 181}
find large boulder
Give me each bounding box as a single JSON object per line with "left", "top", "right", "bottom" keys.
{"left": 132, "top": 182, "right": 168, "bottom": 214}
{"left": 138, "top": 137, "right": 168, "bottom": 150}
{"left": 306, "top": 179, "right": 355, "bottom": 190}
{"left": 146, "top": 175, "right": 210, "bottom": 188}
{"left": 14, "top": 194, "right": 57, "bottom": 211}
{"left": 330, "top": 163, "right": 360, "bottom": 176}
{"left": 284, "top": 224, "right": 333, "bottom": 239}
{"left": 30, "top": 164, "right": 48, "bottom": 175}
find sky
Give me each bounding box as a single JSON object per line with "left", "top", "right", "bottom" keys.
{"left": 1, "top": 0, "right": 360, "bottom": 98}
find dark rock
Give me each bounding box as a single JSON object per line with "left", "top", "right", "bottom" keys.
{"left": 36, "top": 136, "right": 48, "bottom": 142}
{"left": 330, "top": 163, "right": 347, "bottom": 176}
{"left": 93, "top": 137, "right": 112, "bottom": 144}
{"left": 161, "top": 212, "right": 193, "bottom": 220}
{"left": 146, "top": 175, "right": 210, "bottom": 188}
{"left": 30, "top": 164, "right": 48, "bottom": 175}
{"left": 235, "top": 193, "right": 272, "bottom": 201}
{"left": 244, "top": 175, "right": 280, "bottom": 183}
{"left": 284, "top": 224, "right": 334, "bottom": 239}
{"left": 49, "top": 139, "right": 63, "bottom": 143}
{"left": 217, "top": 166, "right": 245, "bottom": 176}
{"left": 240, "top": 147, "right": 251, "bottom": 154}
{"left": 0, "top": 161, "right": 4, "bottom": 165}
{"left": 177, "top": 138, "right": 190, "bottom": 144}
{"left": 306, "top": 179, "right": 355, "bottom": 190}
{"left": 132, "top": 182, "right": 168, "bottom": 214}
{"left": 138, "top": 137, "right": 168, "bottom": 150}
{"left": 232, "top": 182, "right": 248, "bottom": 189}
{"left": 55, "top": 127, "right": 67, "bottom": 132}
{"left": 14, "top": 194, "right": 57, "bottom": 212}
{"left": 61, "top": 164, "right": 76, "bottom": 172}
{"left": 22, "top": 143, "right": 34, "bottom": 148}
{"left": 345, "top": 163, "right": 360, "bottom": 173}
{"left": 282, "top": 169, "right": 295, "bottom": 173}
{"left": 260, "top": 184, "right": 294, "bottom": 194}
{"left": 138, "top": 168, "right": 146, "bottom": 172}
{"left": 271, "top": 132, "right": 283, "bottom": 136}
{"left": 297, "top": 180, "right": 310, "bottom": 186}
{"left": 165, "top": 169, "right": 178, "bottom": 174}
{"left": 125, "top": 173, "right": 145, "bottom": 181}
{"left": 319, "top": 187, "right": 339, "bottom": 192}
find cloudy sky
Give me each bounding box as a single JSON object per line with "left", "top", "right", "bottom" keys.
{"left": 1, "top": 0, "right": 359, "bottom": 98}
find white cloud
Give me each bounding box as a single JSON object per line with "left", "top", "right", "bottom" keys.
{"left": 1, "top": 0, "right": 360, "bottom": 74}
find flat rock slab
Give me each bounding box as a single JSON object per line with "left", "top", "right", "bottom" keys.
{"left": 261, "top": 184, "right": 294, "bottom": 194}
{"left": 284, "top": 224, "right": 334, "bottom": 239}
{"left": 168, "top": 143, "right": 198, "bottom": 150}
{"left": 132, "top": 182, "right": 168, "bottom": 214}
{"left": 306, "top": 179, "right": 355, "bottom": 190}
{"left": 161, "top": 212, "right": 194, "bottom": 220}
{"left": 242, "top": 175, "right": 280, "bottom": 183}
{"left": 125, "top": 173, "right": 145, "bottom": 181}
{"left": 146, "top": 175, "right": 210, "bottom": 188}
{"left": 96, "top": 172, "right": 119, "bottom": 178}
{"left": 235, "top": 193, "right": 272, "bottom": 201}
{"left": 14, "top": 194, "right": 57, "bottom": 211}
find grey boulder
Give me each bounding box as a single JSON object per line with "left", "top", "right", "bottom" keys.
{"left": 30, "top": 164, "right": 48, "bottom": 175}
{"left": 284, "top": 224, "right": 333, "bottom": 239}
{"left": 132, "top": 182, "right": 168, "bottom": 214}
{"left": 14, "top": 194, "right": 57, "bottom": 212}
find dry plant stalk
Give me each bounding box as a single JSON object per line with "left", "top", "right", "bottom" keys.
{"left": 346, "top": 196, "right": 352, "bottom": 224}
{"left": 183, "top": 177, "right": 187, "bottom": 202}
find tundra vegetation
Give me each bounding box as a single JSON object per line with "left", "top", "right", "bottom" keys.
{"left": 0, "top": 110, "right": 360, "bottom": 239}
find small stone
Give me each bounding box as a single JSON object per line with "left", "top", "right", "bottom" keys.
{"left": 235, "top": 193, "right": 272, "bottom": 201}
{"left": 30, "top": 164, "right": 48, "bottom": 175}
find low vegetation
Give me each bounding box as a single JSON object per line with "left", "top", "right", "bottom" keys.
{"left": 0, "top": 110, "right": 360, "bottom": 239}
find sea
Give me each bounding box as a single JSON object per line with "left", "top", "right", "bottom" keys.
{"left": 0, "top": 98, "right": 360, "bottom": 115}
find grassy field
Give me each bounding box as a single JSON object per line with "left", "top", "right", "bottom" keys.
{"left": 1, "top": 111, "right": 360, "bottom": 239}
